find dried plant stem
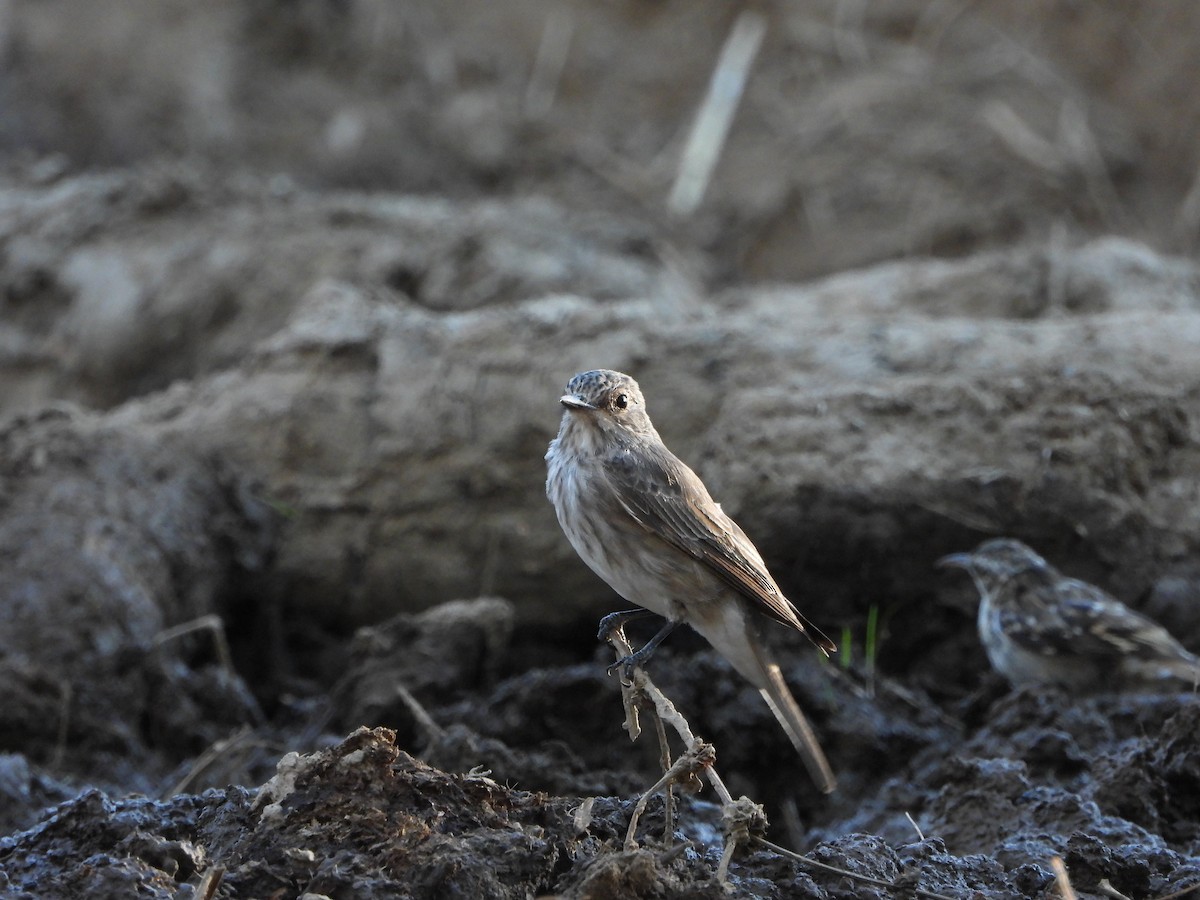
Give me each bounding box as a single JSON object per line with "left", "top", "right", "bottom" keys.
{"left": 607, "top": 625, "right": 751, "bottom": 877}
{"left": 166, "top": 726, "right": 261, "bottom": 797}
{"left": 154, "top": 614, "right": 235, "bottom": 675}
{"left": 668, "top": 10, "right": 767, "bottom": 216}
{"left": 524, "top": 8, "right": 574, "bottom": 118}
{"left": 195, "top": 865, "right": 225, "bottom": 900}
{"left": 651, "top": 711, "right": 676, "bottom": 847}
{"left": 757, "top": 838, "right": 959, "bottom": 900}
{"left": 608, "top": 626, "right": 733, "bottom": 804}
{"left": 1052, "top": 856, "right": 1078, "bottom": 900}
{"left": 624, "top": 740, "right": 715, "bottom": 851}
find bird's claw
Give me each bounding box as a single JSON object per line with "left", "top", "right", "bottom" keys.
{"left": 597, "top": 609, "right": 643, "bottom": 641}
{"left": 606, "top": 646, "right": 653, "bottom": 684}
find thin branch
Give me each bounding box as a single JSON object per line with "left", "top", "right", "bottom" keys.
{"left": 718, "top": 796, "right": 767, "bottom": 882}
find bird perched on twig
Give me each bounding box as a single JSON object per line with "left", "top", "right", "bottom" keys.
{"left": 939, "top": 538, "right": 1200, "bottom": 692}
{"left": 546, "top": 369, "right": 837, "bottom": 793}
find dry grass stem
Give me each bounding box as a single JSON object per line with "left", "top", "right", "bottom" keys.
{"left": 167, "top": 726, "right": 258, "bottom": 797}
{"left": 668, "top": 10, "right": 767, "bottom": 215}
{"left": 524, "top": 8, "right": 574, "bottom": 118}
{"left": 905, "top": 810, "right": 926, "bottom": 842}
{"left": 757, "top": 838, "right": 959, "bottom": 900}
{"left": 395, "top": 683, "right": 446, "bottom": 742}
{"left": 154, "top": 614, "right": 235, "bottom": 676}
{"left": 1097, "top": 878, "right": 1134, "bottom": 900}
{"left": 194, "top": 865, "right": 225, "bottom": 900}
{"left": 1052, "top": 856, "right": 1078, "bottom": 900}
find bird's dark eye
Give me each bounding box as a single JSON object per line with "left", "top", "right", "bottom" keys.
{"left": 613, "top": 393, "right": 629, "bottom": 410}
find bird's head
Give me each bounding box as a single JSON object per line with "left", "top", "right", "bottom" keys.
{"left": 938, "top": 538, "right": 1050, "bottom": 595}
{"left": 557, "top": 369, "right": 657, "bottom": 440}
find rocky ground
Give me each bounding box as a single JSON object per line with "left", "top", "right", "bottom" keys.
{"left": 1, "top": 2, "right": 1200, "bottom": 898}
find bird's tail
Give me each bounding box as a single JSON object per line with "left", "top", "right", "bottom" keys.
{"left": 755, "top": 652, "right": 837, "bottom": 794}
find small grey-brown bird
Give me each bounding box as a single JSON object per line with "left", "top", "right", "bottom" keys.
{"left": 939, "top": 538, "right": 1200, "bottom": 691}
{"left": 545, "top": 369, "right": 836, "bottom": 793}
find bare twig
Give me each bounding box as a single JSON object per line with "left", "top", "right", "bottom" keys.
{"left": 668, "top": 10, "right": 767, "bottom": 215}
{"left": 914, "top": 499, "right": 1001, "bottom": 533}
{"left": 607, "top": 627, "right": 733, "bottom": 805}
{"left": 625, "top": 740, "right": 716, "bottom": 850}
{"left": 717, "top": 796, "right": 767, "bottom": 882}
{"left": 605, "top": 628, "right": 966, "bottom": 896}
{"left": 1056, "top": 99, "right": 1125, "bottom": 229}
{"left": 651, "top": 710, "right": 676, "bottom": 848}
{"left": 608, "top": 626, "right": 767, "bottom": 877}
{"left": 983, "top": 100, "right": 1064, "bottom": 174}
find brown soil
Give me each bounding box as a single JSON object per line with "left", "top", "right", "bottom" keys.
{"left": 1, "top": 2, "right": 1200, "bottom": 898}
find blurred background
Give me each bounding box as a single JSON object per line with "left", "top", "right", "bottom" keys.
{"left": 6, "top": 1, "right": 1200, "bottom": 282}
{"left": 3, "top": 3, "right": 1200, "bottom": 894}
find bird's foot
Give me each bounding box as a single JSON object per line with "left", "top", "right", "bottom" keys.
{"left": 603, "top": 619, "right": 679, "bottom": 684}
{"left": 607, "top": 643, "right": 658, "bottom": 683}
{"left": 597, "top": 608, "right": 654, "bottom": 641}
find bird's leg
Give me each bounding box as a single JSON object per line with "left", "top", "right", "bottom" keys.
{"left": 608, "top": 619, "right": 680, "bottom": 682}
{"left": 597, "top": 608, "right": 657, "bottom": 641}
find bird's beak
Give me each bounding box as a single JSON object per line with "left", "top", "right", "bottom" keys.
{"left": 560, "top": 394, "right": 596, "bottom": 411}
{"left": 936, "top": 552, "right": 973, "bottom": 570}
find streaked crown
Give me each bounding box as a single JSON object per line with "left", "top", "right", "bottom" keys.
{"left": 558, "top": 369, "right": 660, "bottom": 434}
{"left": 563, "top": 369, "right": 644, "bottom": 410}
{"left": 940, "top": 538, "right": 1051, "bottom": 590}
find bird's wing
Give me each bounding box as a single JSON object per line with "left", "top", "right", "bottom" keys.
{"left": 603, "top": 444, "right": 836, "bottom": 654}
{"left": 1002, "top": 576, "right": 1194, "bottom": 663}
